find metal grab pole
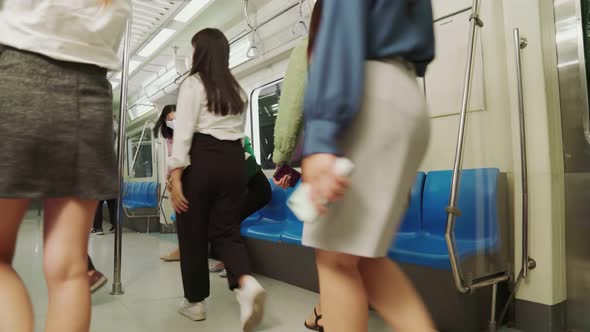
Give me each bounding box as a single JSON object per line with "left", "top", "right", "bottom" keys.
{"left": 512, "top": 28, "right": 535, "bottom": 278}
{"left": 111, "top": 13, "right": 132, "bottom": 296}
{"left": 489, "top": 283, "right": 498, "bottom": 332}
{"left": 445, "top": 0, "right": 484, "bottom": 294}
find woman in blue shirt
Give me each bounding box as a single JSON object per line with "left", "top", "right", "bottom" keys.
{"left": 301, "top": 1, "right": 437, "bottom": 331}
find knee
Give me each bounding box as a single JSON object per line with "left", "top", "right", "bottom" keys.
{"left": 43, "top": 250, "right": 87, "bottom": 286}
{"left": 316, "top": 250, "right": 360, "bottom": 273}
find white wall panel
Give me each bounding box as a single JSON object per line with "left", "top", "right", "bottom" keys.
{"left": 425, "top": 9, "right": 486, "bottom": 117}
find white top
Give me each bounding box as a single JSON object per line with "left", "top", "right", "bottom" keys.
{"left": 0, "top": 0, "right": 130, "bottom": 70}
{"left": 168, "top": 75, "right": 247, "bottom": 170}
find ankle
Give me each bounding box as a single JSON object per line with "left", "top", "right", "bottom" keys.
{"left": 238, "top": 274, "right": 253, "bottom": 288}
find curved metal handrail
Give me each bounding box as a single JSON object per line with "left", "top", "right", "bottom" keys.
{"left": 445, "top": 0, "right": 510, "bottom": 295}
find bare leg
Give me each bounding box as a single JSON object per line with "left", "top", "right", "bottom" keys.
{"left": 0, "top": 199, "right": 33, "bottom": 332}
{"left": 43, "top": 198, "right": 97, "bottom": 332}
{"left": 315, "top": 249, "right": 368, "bottom": 332}
{"left": 359, "top": 257, "right": 435, "bottom": 332}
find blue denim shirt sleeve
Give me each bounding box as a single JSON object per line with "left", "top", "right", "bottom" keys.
{"left": 302, "top": 0, "right": 370, "bottom": 157}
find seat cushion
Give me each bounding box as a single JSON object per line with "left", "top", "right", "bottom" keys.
{"left": 389, "top": 168, "right": 502, "bottom": 270}
{"left": 280, "top": 220, "right": 303, "bottom": 245}
{"left": 241, "top": 219, "right": 286, "bottom": 243}
{"left": 388, "top": 234, "right": 498, "bottom": 270}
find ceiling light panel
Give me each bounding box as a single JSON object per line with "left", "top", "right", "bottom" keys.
{"left": 138, "top": 28, "right": 177, "bottom": 57}
{"left": 174, "top": 0, "right": 214, "bottom": 23}
{"left": 115, "top": 1, "right": 187, "bottom": 57}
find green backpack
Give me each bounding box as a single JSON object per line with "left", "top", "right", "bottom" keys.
{"left": 244, "top": 136, "right": 262, "bottom": 180}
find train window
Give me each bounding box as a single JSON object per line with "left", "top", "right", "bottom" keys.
{"left": 251, "top": 80, "right": 303, "bottom": 170}
{"left": 127, "top": 131, "right": 154, "bottom": 178}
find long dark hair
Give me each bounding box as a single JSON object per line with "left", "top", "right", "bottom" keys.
{"left": 154, "top": 104, "right": 176, "bottom": 139}
{"left": 189, "top": 28, "right": 245, "bottom": 116}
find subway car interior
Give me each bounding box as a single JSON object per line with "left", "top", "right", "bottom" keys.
{"left": 12, "top": 0, "right": 590, "bottom": 331}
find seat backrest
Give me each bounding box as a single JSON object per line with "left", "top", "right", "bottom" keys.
{"left": 398, "top": 172, "right": 426, "bottom": 233}
{"left": 260, "top": 180, "right": 288, "bottom": 221}
{"left": 123, "top": 182, "right": 138, "bottom": 201}
{"left": 422, "top": 168, "right": 499, "bottom": 241}
{"left": 144, "top": 182, "right": 158, "bottom": 207}
{"left": 123, "top": 182, "right": 158, "bottom": 207}
{"left": 138, "top": 182, "right": 148, "bottom": 203}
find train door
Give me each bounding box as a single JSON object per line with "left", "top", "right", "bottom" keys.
{"left": 554, "top": 0, "right": 590, "bottom": 330}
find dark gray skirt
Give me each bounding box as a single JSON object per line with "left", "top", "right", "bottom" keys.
{"left": 0, "top": 45, "right": 118, "bottom": 199}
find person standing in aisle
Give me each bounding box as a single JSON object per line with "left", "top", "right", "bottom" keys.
{"left": 0, "top": 0, "right": 129, "bottom": 331}
{"left": 208, "top": 135, "right": 272, "bottom": 276}
{"left": 91, "top": 199, "right": 117, "bottom": 234}
{"left": 301, "top": 1, "right": 437, "bottom": 331}
{"left": 168, "top": 28, "right": 266, "bottom": 332}
{"left": 153, "top": 105, "right": 183, "bottom": 262}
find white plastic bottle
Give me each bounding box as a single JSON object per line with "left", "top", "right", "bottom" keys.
{"left": 287, "top": 158, "right": 355, "bottom": 223}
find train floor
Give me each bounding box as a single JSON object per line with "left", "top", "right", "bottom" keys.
{"left": 13, "top": 210, "right": 522, "bottom": 332}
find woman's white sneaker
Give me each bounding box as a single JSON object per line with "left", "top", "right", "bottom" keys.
{"left": 178, "top": 300, "right": 206, "bottom": 321}
{"left": 234, "top": 275, "right": 266, "bottom": 332}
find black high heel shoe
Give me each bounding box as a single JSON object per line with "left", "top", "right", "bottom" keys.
{"left": 304, "top": 307, "right": 324, "bottom": 332}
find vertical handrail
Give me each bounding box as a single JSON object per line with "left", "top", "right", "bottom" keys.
{"left": 489, "top": 283, "right": 498, "bottom": 331}
{"left": 513, "top": 28, "right": 534, "bottom": 278}
{"left": 111, "top": 12, "right": 132, "bottom": 296}
{"left": 128, "top": 121, "right": 155, "bottom": 179}
{"left": 445, "top": 0, "right": 484, "bottom": 294}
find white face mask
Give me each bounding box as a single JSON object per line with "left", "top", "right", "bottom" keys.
{"left": 166, "top": 120, "right": 175, "bottom": 130}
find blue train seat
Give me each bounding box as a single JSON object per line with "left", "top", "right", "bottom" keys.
{"left": 123, "top": 182, "right": 159, "bottom": 209}
{"left": 279, "top": 174, "right": 427, "bottom": 246}
{"left": 398, "top": 172, "right": 427, "bottom": 235}
{"left": 389, "top": 168, "right": 501, "bottom": 270}
{"left": 280, "top": 219, "right": 303, "bottom": 245}
{"left": 279, "top": 182, "right": 304, "bottom": 245}
{"left": 240, "top": 180, "right": 295, "bottom": 242}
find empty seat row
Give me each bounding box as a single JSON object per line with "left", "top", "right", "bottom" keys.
{"left": 239, "top": 168, "right": 503, "bottom": 271}
{"left": 122, "top": 182, "right": 159, "bottom": 209}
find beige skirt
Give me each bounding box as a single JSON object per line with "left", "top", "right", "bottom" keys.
{"left": 302, "top": 59, "right": 431, "bottom": 258}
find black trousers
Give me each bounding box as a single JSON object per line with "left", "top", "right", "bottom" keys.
{"left": 209, "top": 169, "right": 272, "bottom": 260}
{"left": 177, "top": 134, "right": 254, "bottom": 302}
{"left": 93, "top": 199, "right": 117, "bottom": 230}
